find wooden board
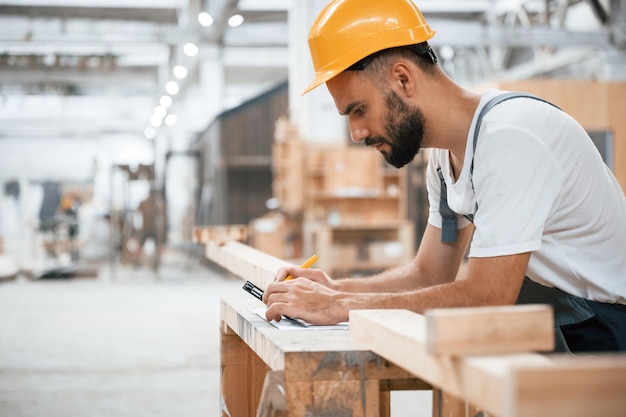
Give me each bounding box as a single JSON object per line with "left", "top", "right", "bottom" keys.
{"left": 425, "top": 304, "right": 554, "bottom": 355}
{"left": 193, "top": 225, "right": 248, "bottom": 245}
{"left": 511, "top": 355, "right": 626, "bottom": 417}
{"left": 350, "top": 309, "right": 626, "bottom": 417}
{"left": 205, "top": 240, "right": 290, "bottom": 289}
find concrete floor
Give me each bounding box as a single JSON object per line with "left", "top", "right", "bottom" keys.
{"left": 0, "top": 250, "right": 431, "bottom": 417}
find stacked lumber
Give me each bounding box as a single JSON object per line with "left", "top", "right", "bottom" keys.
{"left": 351, "top": 308, "right": 626, "bottom": 417}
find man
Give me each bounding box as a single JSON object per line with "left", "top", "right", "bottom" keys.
{"left": 263, "top": 0, "right": 626, "bottom": 352}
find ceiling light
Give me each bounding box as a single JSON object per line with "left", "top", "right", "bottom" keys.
{"left": 165, "top": 81, "right": 179, "bottom": 95}
{"left": 439, "top": 45, "right": 455, "bottom": 61}
{"left": 150, "top": 115, "right": 163, "bottom": 127}
{"left": 154, "top": 105, "right": 167, "bottom": 118}
{"left": 173, "top": 65, "right": 188, "bottom": 79}
{"left": 144, "top": 127, "right": 156, "bottom": 139}
{"left": 183, "top": 43, "right": 199, "bottom": 57}
{"left": 160, "top": 95, "right": 172, "bottom": 107}
{"left": 228, "top": 14, "right": 244, "bottom": 27}
{"left": 198, "top": 12, "right": 214, "bottom": 27}
{"left": 165, "top": 114, "right": 177, "bottom": 127}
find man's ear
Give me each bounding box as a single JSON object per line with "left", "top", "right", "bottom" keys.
{"left": 390, "top": 61, "right": 416, "bottom": 96}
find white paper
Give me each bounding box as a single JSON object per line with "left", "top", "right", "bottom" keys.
{"left": 250, "top": 306, "right": 349, "bottom": 330}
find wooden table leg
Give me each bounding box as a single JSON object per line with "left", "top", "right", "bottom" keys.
{"left": 432, "top": 388, "right": 463, "bottom": 417}
{"left": 256, "top": 371, "right": 289, "bottom": 417}
{"left": 432, "top": 389, "right": 484, "bottom": 417}
{"left": 221, "top": 323, "right": 269, "bottom": 417}
{"left": 379, "top": 390, "right": 391, "bottom": 417}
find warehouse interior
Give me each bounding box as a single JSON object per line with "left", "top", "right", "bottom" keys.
{"left": 0, "top": 0, "right": 625, "bottom": 416}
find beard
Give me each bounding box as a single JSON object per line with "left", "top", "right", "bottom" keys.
{"left": 364, "top": 89, "right": 425, "bottom": 168}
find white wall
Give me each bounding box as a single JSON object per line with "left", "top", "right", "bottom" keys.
{"left": 0, "top": 134, "right": 154, "bottom": 184}
{"left": 0, "top": 134, "right": 154, "bottom": 250}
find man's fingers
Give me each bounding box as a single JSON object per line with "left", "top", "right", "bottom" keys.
{"left": 265, "top": 302, "right": 288, "bottom": 322}
{"left": 263, "top": 280, "right": 288, "bottom": 303}
{"left": 273, "top": 267, "right": 292, "bottom": 282}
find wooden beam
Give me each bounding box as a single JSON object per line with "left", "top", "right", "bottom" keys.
{"left": 425, "top": 304, "right": 554, "bottom": 355}
{"left": 511, "top": 355, "right": 626, "bottom": 417}
{"left": 192, "top": 225, "right": 248, "bottom": 245}
{"left": 350, "top": 309, "right": 626, "bottom": 417}
{"left": 351, "top": 309, "right": 534, "bottom": 416}
{"left": 206, "top": 240, "right": 292, "bottom": 289}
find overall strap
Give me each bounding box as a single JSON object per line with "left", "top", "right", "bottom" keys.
{"left": 438, "top": 92, "right": 560, "bottom": 243}
{"left": 437, "top": 167, "right": 457, "bottom": 243}
{"left": 468, "top": 92, "right": 560, "bottom": 179}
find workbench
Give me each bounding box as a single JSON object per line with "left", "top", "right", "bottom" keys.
{"left": 198, "top": 238, "right": 626, "bottom": 417}
{"left": 220, "top": 296, "right": 429, "bottom": 417}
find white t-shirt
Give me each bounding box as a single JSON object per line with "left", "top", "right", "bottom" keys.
{"left": 427, "top": 89, "right": 626, "bottom": 304}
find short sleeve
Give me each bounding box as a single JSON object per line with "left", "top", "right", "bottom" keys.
{"left": 469, "top": 126, "right": 562, "bottom": 257}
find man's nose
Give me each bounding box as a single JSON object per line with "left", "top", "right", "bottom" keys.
{"left": 350, "top": 126, "right": 369, "bottom": 143}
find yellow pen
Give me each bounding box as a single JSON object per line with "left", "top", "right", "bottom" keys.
{"left": 285, "top": 254, "right": 318, "bottom": 281}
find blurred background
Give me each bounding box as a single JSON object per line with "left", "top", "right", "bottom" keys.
{"left": 0, "top": 0, "right": 624, "bottom": 276}
{"left": 0, "top": 0, "right": 624, "bottom": 416}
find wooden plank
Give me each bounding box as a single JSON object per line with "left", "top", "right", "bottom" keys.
{"left": 207, "top": 241, "right": 292, "bottom": 289}
{"left": 220, "top": 297, "right": 286, "bottom": 371}
{"left": 192, "top": 225, "right": 248, "bottom": 244}
{"left": 221, "top": 322, "right": 269, "bottom": 417}
{"left": 350, "top": 309, "right": 626, "bottom": 417}
{"left": 350, "top": 308, "right": 520, "bottom": 416}
{"left": 425, "top": 305, "right": 554, "bottom": 355}
{"left": 221, "top": 298, "right": 423, "bottom": 382}
{"left": 510, "top": 355, "right": 626, "bottom": 417}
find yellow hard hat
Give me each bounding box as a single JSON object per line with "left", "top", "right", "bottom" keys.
{"left": 303, "top": 0, "right": 436, "bottom": 95}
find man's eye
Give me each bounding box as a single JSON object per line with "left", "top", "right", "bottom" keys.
{"left": 354, "top": 107, "right": 365, "bottom": 116}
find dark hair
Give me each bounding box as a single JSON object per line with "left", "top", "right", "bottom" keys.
{"left": 347, "top": 42, "right": 438, "bottom": 73}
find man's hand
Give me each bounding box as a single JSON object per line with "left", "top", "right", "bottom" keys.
{"left": 263, "top": 270, "right": 348, "bottom": 325}
{"left": 272, "top": 265, "right": 337, "bottom": 288}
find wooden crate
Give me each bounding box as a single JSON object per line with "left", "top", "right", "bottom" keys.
{"left": 272, "top": 139, "right": 305, "bottom": 212}
{"left": 306, "top": 221, "right": 414, "bottom": 276}
{"left": 271, "top": 129, "right": 414, "bottom": 275}
{"left": 322, "top": 148, "right": 383, "bottom": 194}
{"left": 248, "top": 212, "right": 301, "bottom": 260}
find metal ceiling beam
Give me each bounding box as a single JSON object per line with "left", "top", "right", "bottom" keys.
{"left": 426, "top": 18, "right": 611, "bottom": 47}
{"left": 587, "top": 0, "right": 609, "bottom": 23}
{"left": 0, "top": 95, "right": 153, "bottom": 137}
{"left": 0, "top": 0, "right": 620, "bottom": 142}
{"left": 611, "top": 0, "right": 626, "bottom": 48}
{"left": 0, "top": 5, "right": 178, "bottom": 22}
{"left": 0, "top": 67, "right": 158, "bottom": 95}
{"left": 222, "top": 22, "right": 288, "bottom": 47}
